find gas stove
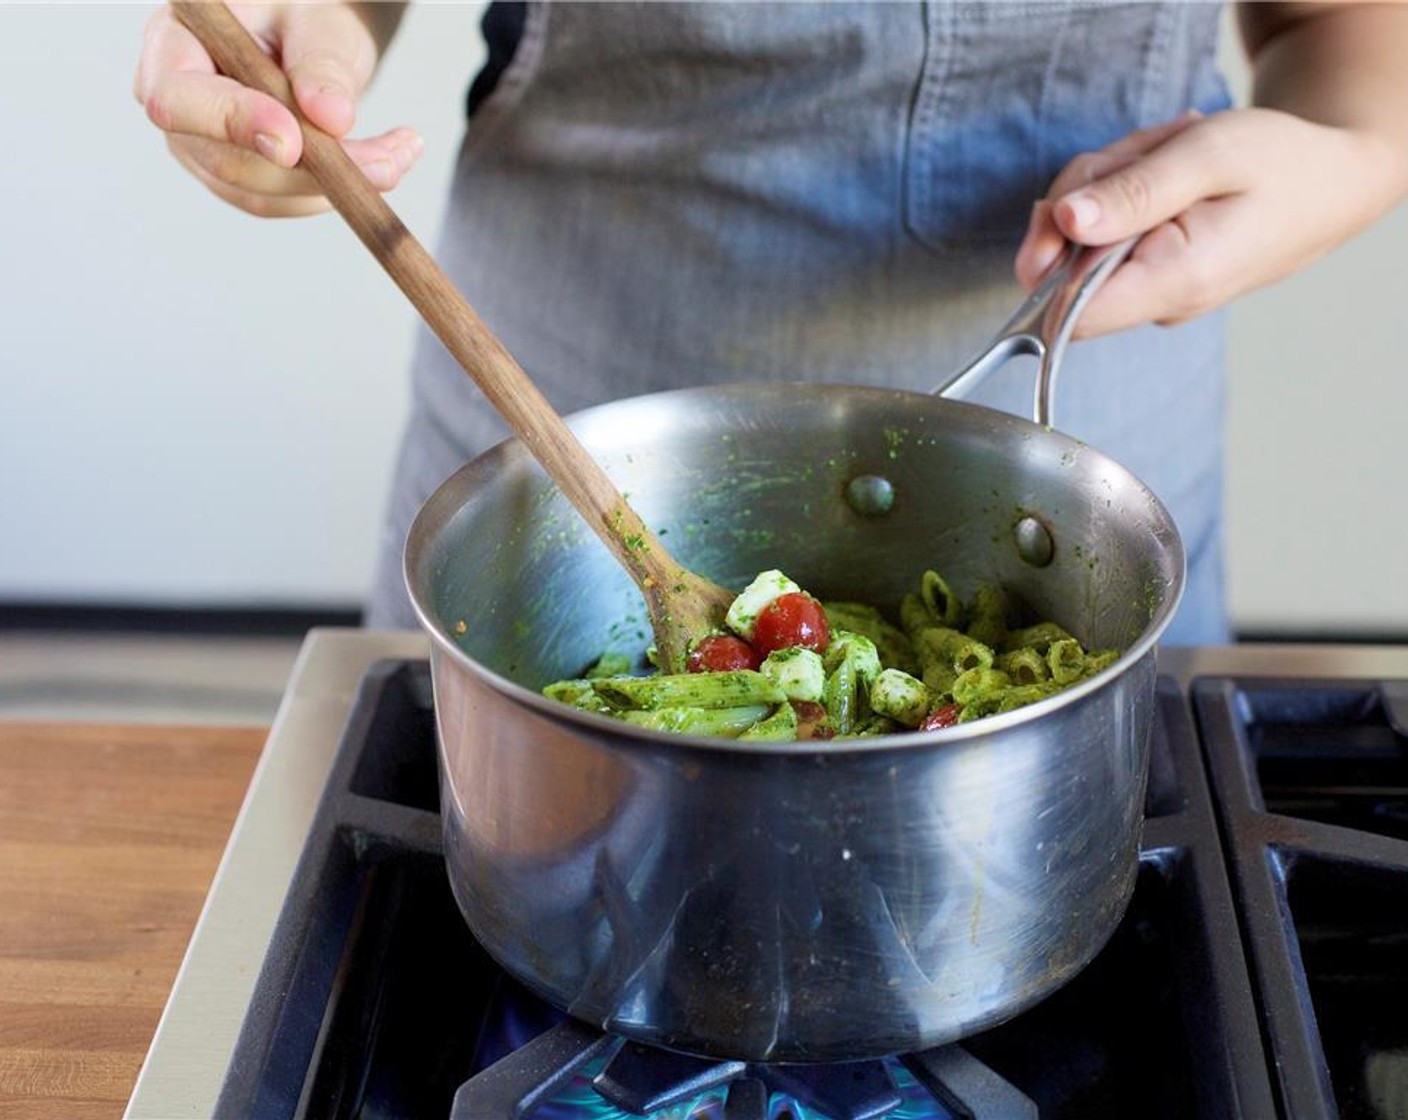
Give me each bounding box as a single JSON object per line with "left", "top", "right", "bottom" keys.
{"left": 124, "top": 632, "right": 1408, "bottom": 1120}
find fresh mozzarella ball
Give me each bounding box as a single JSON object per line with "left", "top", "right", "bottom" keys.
{"left": 760, "top": 647, "right": 826, "bottom": 703}
{"left": 725, "top": 569, "right": 801, "bottom": 640}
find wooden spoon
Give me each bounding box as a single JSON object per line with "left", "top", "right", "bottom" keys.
{"left": 170, "top": 0, "right": 733, "bottom": 673}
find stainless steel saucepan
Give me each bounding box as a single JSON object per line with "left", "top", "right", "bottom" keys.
{"left": 165, "top": 0, "right": 1179, "bottom": 1065}
{"left": 406, "top": 239, "right": 1184, "bottom": 1062}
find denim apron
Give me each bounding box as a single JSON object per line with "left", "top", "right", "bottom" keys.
{"left": 368, "top": 1, "right": 1232, "bottom": 644}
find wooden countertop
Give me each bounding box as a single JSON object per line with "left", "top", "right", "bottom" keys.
{"left": 0, "top": 720, "right": 265, "bottom": 1120}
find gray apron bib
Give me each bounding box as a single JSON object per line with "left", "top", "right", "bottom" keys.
{"left": 369, "top": 0, "right": 1231, "bottom": 644}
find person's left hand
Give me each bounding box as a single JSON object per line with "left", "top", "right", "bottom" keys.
{"left": 1014, "top": 107, "right": 1408, "bottom": 339}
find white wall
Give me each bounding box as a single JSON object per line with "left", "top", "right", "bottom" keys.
{"left": 2, "top": 5, "right": 1405, "bottom": 635}
{"left": 1225, "top": 208, "right": 1408, "bottom": 637}
{"left": 0, "top": 3, "right": 484, "bottom": 611}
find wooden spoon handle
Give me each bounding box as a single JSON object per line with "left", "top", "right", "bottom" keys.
{"left": 168, "top": 0, "right": 679, "bottom": 597}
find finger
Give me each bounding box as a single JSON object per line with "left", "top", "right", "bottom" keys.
{"left": 1067, "top": 199, "right": 1241, "bottom": 338}
{"left": 1015, "top": 151, "right": 1146, "bottom": 287}
{"left": 169, "top": 126, "right": 423, "bottom": 198}
{"left": 1042, "top": 113, "right": 1203, "bottom": 207}
{"left": 145, "top": 69, "right": 305, "bottom": 167}
{"left": 329, "top": 127, "right": 425, "bottom": 188}
{"left": 1052, "top": 117, "right": 1239, "bottom": 247}
{"left": 1014, "top": 200, "right": 1063, "bottom": 289}
{"left": 137, "top": 7, "right": 304, "bottom": 168}
{"left": 135, "top": 5, "right": 213, "bottom": 102}
{"left": 170, "top": 142, "right": 333, "bottom": 218}
{"left": 169, "top": 135, "right": 309, "bottom": 197}
{"left": 1015, "top": 114, "right": 1205, "bottom": 287}
{"left": 278, "top": 3, "right": 380, "bottom": 137}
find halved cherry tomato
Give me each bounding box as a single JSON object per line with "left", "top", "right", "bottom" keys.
{"left": 752, "top": 592, "right": 830, "bottom": 656}
{"left": 687, "top": 634, "right": 761, "bottom": 673}
{"left": 919, "top": 703, "right": 961, "bottom": 731}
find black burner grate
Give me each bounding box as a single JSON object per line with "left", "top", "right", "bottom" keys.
{"left": 448, "top": 1023, "right": 1043, "bottom": 1120}
{"left": 1195, "top": 678, "right": 1408, "bottom": 1120}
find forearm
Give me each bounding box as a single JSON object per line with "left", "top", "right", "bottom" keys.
{"left": 1240, "top": 3, "right": 1408, "bottom": 190}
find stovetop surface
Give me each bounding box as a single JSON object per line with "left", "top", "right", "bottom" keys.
{"left": 122, "top": 634, "right": 1408, "bottom": 1120}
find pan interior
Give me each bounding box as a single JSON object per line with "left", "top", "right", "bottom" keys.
{"left": 406, "top": 384, "right": 1184, "bottom": 690}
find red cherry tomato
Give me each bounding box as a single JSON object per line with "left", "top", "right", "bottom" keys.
{"left": 687, "top": 635, "right": 761, "bottom": 673}
{"left": 919, "top": 703, "right": 961, "bottom": 731}
{"left": 752, "top": 592, "right": 830, "bottom": 656}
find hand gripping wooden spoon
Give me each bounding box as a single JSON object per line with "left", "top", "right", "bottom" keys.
{"left": 170, "top": 0, "right": 733, "bottom": 673}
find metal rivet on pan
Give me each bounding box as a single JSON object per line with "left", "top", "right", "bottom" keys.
{"left": 1014, "top": 515, "right": 1055, "bottom": 567}
{"left": 845, "top": 474, "right": 895, "bottom": 517}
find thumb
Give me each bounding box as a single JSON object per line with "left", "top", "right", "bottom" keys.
{"left": 277, "top": 4, "right": 380, "bottom": 137}
{"left": 1052, "top": 116, "right": 1218, "bottom": 246}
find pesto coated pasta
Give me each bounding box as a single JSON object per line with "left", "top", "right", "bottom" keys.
{"left": 544, "top": 568, "right": 1121, "bottom": 741}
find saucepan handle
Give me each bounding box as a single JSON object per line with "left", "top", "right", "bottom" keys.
{"left": 932, "top": 236, "right": 1139, "bottom": 428}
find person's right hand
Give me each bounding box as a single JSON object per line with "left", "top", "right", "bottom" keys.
{"left": 134, "top": 3, "right": 422, "bottom": 218}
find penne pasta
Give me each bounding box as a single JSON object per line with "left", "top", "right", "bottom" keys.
{"left": 594, "top": 671, "right": 786, "bottom": 711}
{"left": 870, "top": 668, "right": 934, "bottom": 728}
{"left": 996, "top": 647, "right": 1049, "bottom": 685}
{"left": 544, "top": 568, "right": 1121, "bottom": 741}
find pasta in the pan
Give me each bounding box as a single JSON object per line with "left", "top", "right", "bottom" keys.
{"left": 544, "top": 568, "right": 1119, "bottom": 740}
